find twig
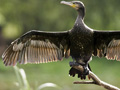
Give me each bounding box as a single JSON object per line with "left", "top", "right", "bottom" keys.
{"left": 72, "top": 65, "right": 120, "bottom": 90}
{"left": 73, "top": 81, "right": 95, "bottom": 84}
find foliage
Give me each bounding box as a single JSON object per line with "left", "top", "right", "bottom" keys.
{"left": 0, "top": 58, "right": 120, "bottom": 90}
{"left": 1, "top": 0, "right": 120, "bottom": 40}
{"left": 13, "top": 66, "right": 61, "bottom": 90}
{"left": 13, "top": 66, "right": 31, "bottom": 90}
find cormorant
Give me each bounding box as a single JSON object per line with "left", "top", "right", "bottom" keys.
{"left": 2, "top": 1, "right": 120, "bottom": 79}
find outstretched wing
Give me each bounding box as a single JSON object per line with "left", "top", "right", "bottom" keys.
{"left": 2, "top": 30, "right": 70, "bottom": 66}
{"left": 93, "top": 30, "right": 120, "bottom": 61}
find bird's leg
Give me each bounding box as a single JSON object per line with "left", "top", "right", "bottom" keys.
{"left": 82, "top": 64, "right": 89, "bottom": 75}
{"left": 69, "top": 61, "right": 89, "bottom": 75}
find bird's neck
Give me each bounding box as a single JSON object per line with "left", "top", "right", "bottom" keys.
{"left": 77, "top": 8, "right": 85, "bottom": 19}
{"left": 74, "top": 14, "right": 85, "bottom": 28}
{"left": 74, "top": 8, "right": 85, "bottom": 28}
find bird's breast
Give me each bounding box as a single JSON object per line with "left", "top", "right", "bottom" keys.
{"left": 69, "top": 28, "right": 93, "bottom": 62}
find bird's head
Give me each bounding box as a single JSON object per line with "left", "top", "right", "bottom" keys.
{"left": 61, "top": 1, "right": 84, "bottom": 10}
{"left": 61, "top": 1, "right": 85, "bottom": 18}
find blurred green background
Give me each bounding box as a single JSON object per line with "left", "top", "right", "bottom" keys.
{"left": 0, "top": 0, "right": 120, "bottom": 90}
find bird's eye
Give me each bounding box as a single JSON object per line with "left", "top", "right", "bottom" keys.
{"left": 73, "top": 2, "right": 76, "bottom": 4}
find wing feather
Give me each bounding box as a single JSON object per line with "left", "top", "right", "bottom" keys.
{"left": 106, "top": 39, "right": 120, "bottom": 60}
{"left": 2, "top": 30, "right": 70, "bottom": 66}
{"left": 94, "top": 31, "right": 120, "bottom": 61}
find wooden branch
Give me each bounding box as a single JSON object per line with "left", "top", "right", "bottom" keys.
{"left": 74, "top": 81, "right": 95, "bottom": 84}
{"left": 72, "top": 65, "right": 120, "bottom": 90}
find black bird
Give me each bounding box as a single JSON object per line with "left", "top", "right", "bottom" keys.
{"left": 2, "top": 1, "right": 120, "bottom": 79}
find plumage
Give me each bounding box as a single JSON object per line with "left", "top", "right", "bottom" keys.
{"left": 2, "top": 1, "right": 120, "bottom": 79}
{"left": 93, "top": 31, "right": 120, "bottom": 61}
{"left": 2, "top": 30, "right": 69, "bottom": 66}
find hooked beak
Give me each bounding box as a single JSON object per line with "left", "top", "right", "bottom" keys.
{"left": 61, "top": 1, "right": 76, "bottom": 8}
